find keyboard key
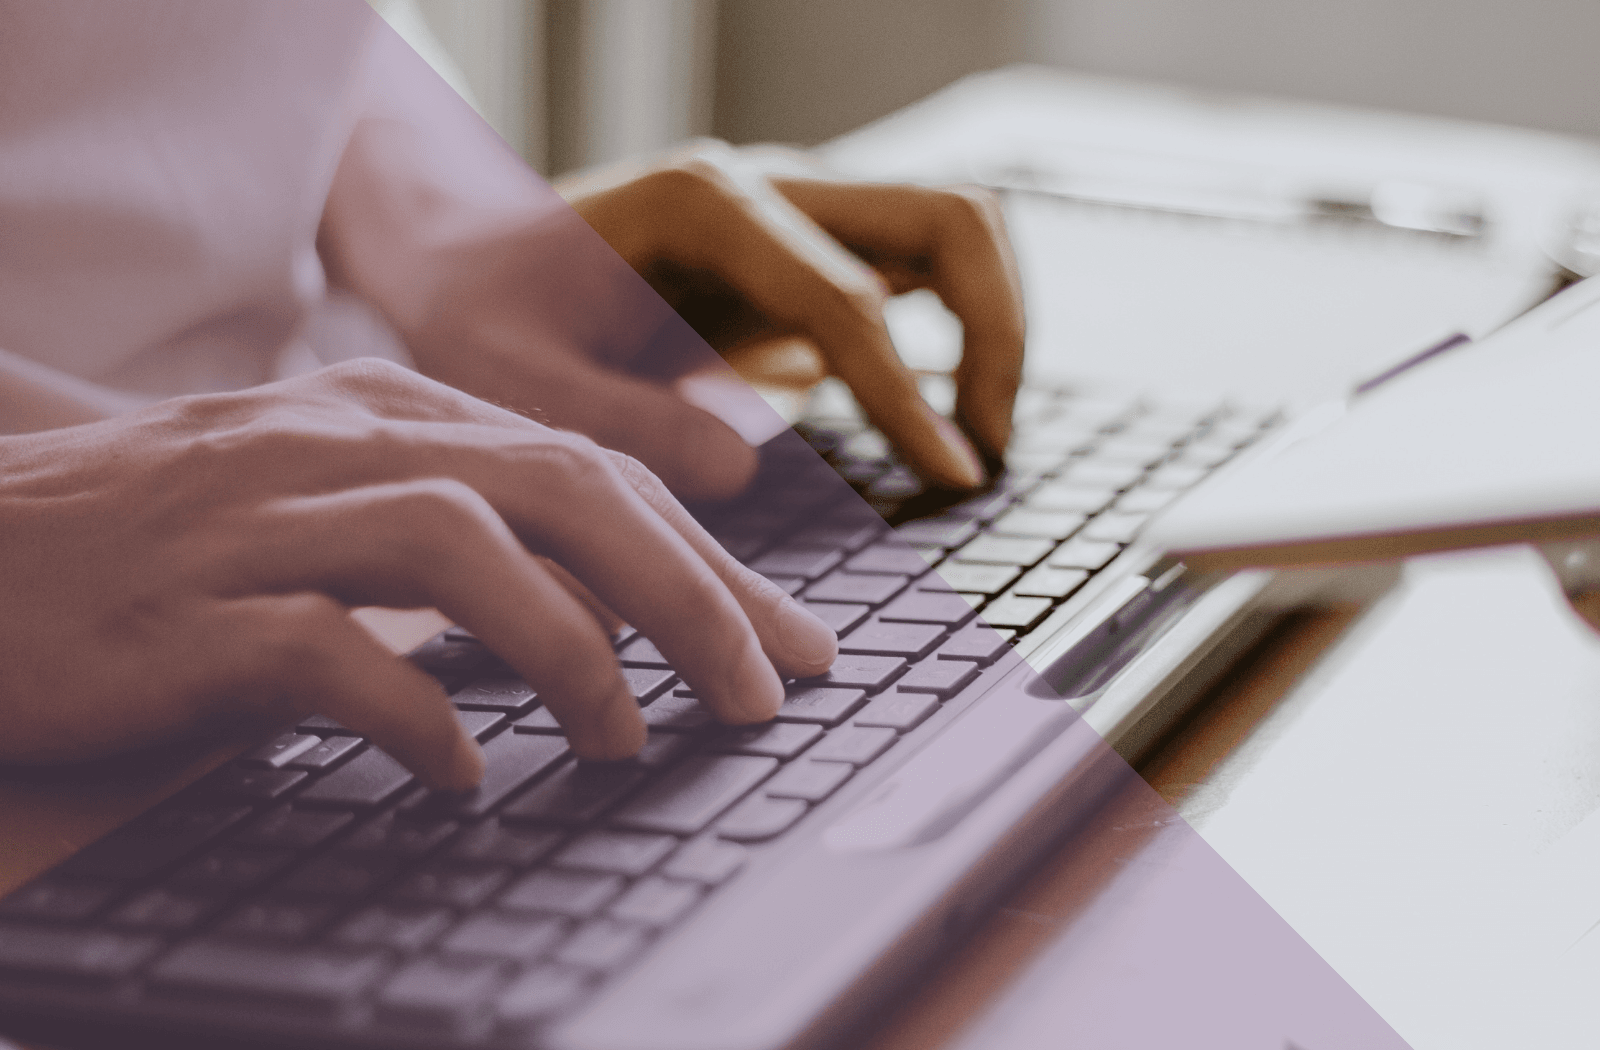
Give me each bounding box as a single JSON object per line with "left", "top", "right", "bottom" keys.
{"left": 747, "top": 546, "right": 842, "bottom": 580}
{"left": 609, "top": 754, "right": 776, "bottom": 835}
{"left": 284, "top": 854, "right": 402, "bottom": 899}
{"left": 991, "top": 508, "right": 1086, "bottom": 540}
{"left": 711, "top": 722, "right": 822, "bottom": 760}
{"left": 876, "top": 588, "right": 977, "bottom": 626}
{"left": 1177, "top": 443, "right": 1236, "bottom": 468}
{"left": 623, "top": 667, "right": 677, "bottom": 705}
{"left": 409, "top": 637, "right": 493, "bottom": 680}
{"left": 553, "top": 830, "right": 677, "bottom": 877}
{"left": 767, "top": 575, "right": 806, "bottom": 596}
{"left": 150, "top": 940, "right": 386, "bottom": 1012}
{"left": 937, "top": 627, "right": 1016, "bottom": 664}
{"left": 0, "top": 880, "right": 117, "bottom": 922}
{"left": 799, "top": 654, "right": 906, "bottom": 691}
{"left": 59, "top": 803, "right": 252, "bottom": 881}
{"left": 617, "top": 635, "right": 670, "bottom": 668}
{"left": 941, "top": 488, "right": 1016, "bottom": 521}
{"left": 1114, "top": 487, "right": 1178, "bottom": 514}
{"left": 453, "top": 709, "right": 506, "bottom": 740}
{"left": 376, "top": 956, "right": 504, "bottom": 1031}
{"left": 807, "top": 726, "right": 897, "bottom": 766}
{"left": 0, "top": 924, "right": 159, "bottom": 984}
{"left": 1047, "top": 538, "right": 1121, "bottom": 571}
{"left": 496, "top": 965, "right": 591, "bottom": 1030}
{"left": 660, "top": 838, "right": 746, "bottom": 885}
{"left": 501, "top": 870, "right": 624, "bottom": 919}
{"left": 200, "top": 765, "right": 306, "bottom": 802}
{"left": 839, "top": 621, "right": 946, "bottom": 660}
{"left": 285, "top": 734, "right": 364, "bottom": 770}
{"left": 341, "top": 814, "right": 458, "bottom": 856}
{"left": 297, "top": 748, "right": 413, "bottom": 808}
{"left": 800, "top": 600, "right": 871, "bottom": 636}
{"left": 294, "top": 714, "right": 358, "bottom": 735}
{"left": 217, "top": 897, "right": 339, "bottom": 942}
{"left": 895, "top": 661, "right": 981, "bottom": 700}
{"left": 513, "top": 707, "right": 562, "bottom": 732}
{"left": 923, "top": 562, "right": 1021, "bottom": 595}
{"left": 107, "top": 887, "right": 223, "bottom": 931}
{"left": 788, "top": 518, "right": 886, "bottom": 552}
{"left": 556, "top": 918, "right": 648, "bottom": 972}
{"left": 892, "top": 517, "right": 979, "bottom": 548}
{"left": 452, "top": 679, "right": 536, "bottom": 714}
{"left": 234, "top": 806, "right": 352, "bottom": 850}
{"left": 803, "top": 571, "right": 908, "bottom": 605}
{"left": 391, "top": 862, "right": 512, "bottom": 909}
{"left": 1057, "top": 460, "right": 1147, "bottom": 490}
{"left": 500, "top": 762, "right": 646, "bottom": 826}
{"left": 170, "top": 846, "right": 294, "bottom": 891}
{"left": 448, "top": 821, "right": 565, "bottom": 867}
{"left": 1023, "top": 483, "right": 1118, "bottom": 514}
{"left": 438, "top": 913, "right": 567, "bottom": 961}
{"left": 332, "top": 905, "right": 454, "bottom": 952}
{"left": 407, "top": 732, "right": 570, "bottom": 819}
{"left": 1093, "top": 433, "right": 1178, "bottom": 466}
{"left": 764, "top": 761, "right": 853, "bottom": 803}
{"left": 776, "top": 685, "right": 868, "bottom": 726}
{"left": 981, "top": 594, "right": 1055, "bottom": 631}
{"left": 1081, "top": 511, "right": 1147, "bottom": 544}
{"left": 1143, "top": 462, "right": 1210, "bottom": 490}
{"left": 609, "top": 877, "right": 702, "bottom": 927}
{"left": 634, "top": 692, "right": 710, "bottom": 732}
{"left": 852, "top": 693, "right": 940, "bottom": 732}
{"left": 844, "top": 544, "right": 935, "bottom": 576}
{"left": 953, "top": 534, "right": 1054, "bottom": 567}
{"left": 241, "top": 732, "right": 320, "bottom": 769}
{"left": 1012, "top": 566, "right": 1090, "bottom": 599}
{"left": 716, "top": 795, "right": 807, "bottom": 842}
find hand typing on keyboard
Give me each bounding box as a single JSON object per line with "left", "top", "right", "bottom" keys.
{"left": 323, "top": 122, "right": 1023, "bottom": 499}
{"left": 0, "top": 360, "right": 838, "bottom": 788}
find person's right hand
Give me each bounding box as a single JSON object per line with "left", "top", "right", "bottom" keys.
{"left": 0, "top": 359, "right": 838, "bottom": 788}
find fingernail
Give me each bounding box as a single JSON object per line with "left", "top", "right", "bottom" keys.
{"left": 777, "top": 596, "right": 837, "bottom": 672}
{"left": 928, "top": 409, "right": 986, "bottom": 489}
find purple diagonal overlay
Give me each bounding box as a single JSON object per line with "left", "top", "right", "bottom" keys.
{"left": 0, "top": 2, "right": 1410, "bottom": 1049}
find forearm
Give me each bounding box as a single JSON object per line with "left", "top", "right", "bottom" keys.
{"left": 317, "top": 23, "right": 561, "bottom": 342}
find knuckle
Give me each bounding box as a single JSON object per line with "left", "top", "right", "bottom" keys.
{"left": 388, "top": 477, "right": 500, "bottom": 544}
{"left": 653, "top": 151, "right": 738, "bottom": 205}
{"left": 610, "top": 452, "right": 672, "bottom": 512}
{"left": 934, "top": 183, "right": 1005, "bottom": 231}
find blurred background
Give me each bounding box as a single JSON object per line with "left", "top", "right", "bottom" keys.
{"left": 373, "top": 0, "right": 1600, "bottom": 176}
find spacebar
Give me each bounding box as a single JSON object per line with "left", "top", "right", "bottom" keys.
{"left": 149, "top": 940, "right": 387, "bottom": 1013}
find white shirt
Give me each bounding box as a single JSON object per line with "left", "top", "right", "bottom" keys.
{"left": 0, "top": 1, "right": 416, "bottom": 433}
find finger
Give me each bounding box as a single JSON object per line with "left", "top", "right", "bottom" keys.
{"left": 540, "top": 557, "right": 627, "bottom": 637}
{"left": 221, "top": 592, "right": 484, "bottom": 790}
{"left": 234, "top": 479, "right": 647, "bottom": 761}
{"left": 607, "top": 450, "right": 839, "bottom": 678}
{"left": 492, "top": 436, "right": 786, "bottom": 726}
{"left": 770, "top": 179, "right": 1026, "bottom": 458}
{"left": 486, "top": 352, "right": 760, "bottom": 501}
{"left": 648, "top": 154, "right": 985, "bottom": 489}
{"left": 276, "top": 356, "right": 757, "bottom": 503}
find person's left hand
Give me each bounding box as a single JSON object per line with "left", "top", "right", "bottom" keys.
{"left": 322, "top": 131, "right": 1024, "bottom": 501}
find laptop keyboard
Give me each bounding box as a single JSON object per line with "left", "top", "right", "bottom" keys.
{"left": 0, "top": 382, "right": 1277, "bottom": 1044}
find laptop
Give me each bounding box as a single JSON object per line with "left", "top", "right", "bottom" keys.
{"left": 0, "top": 118, "right": 1586, "bottom": 1050}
